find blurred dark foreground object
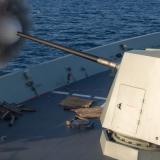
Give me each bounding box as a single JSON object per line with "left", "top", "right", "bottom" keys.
{"left": 0, "top": 0, "right": 30, "bottom": 63}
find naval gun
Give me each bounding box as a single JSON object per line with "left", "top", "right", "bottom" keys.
{"left": 16, "top": 32, "right": 160, "bottom": 160}
{"left": 1, "top": 7, "right": 160, "bottom": 160}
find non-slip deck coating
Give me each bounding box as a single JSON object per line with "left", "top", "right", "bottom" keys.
{"left": 0, "top": 70, "right": 114, "bottom": 160}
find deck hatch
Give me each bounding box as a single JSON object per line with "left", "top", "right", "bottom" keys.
{"left": 111, "top": 84, "right": 145, "bottom": 134}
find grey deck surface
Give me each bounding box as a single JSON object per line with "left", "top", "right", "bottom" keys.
{"left": 0, "top": 70, "right": 114, "bottom": 160}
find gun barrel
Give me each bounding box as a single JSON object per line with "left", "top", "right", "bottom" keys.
{"left": 17, "top": 32, "right": 118, "bottom": 69}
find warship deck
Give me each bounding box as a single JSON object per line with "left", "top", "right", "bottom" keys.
{"left": 0, "top": 70, "right": 114, "bottom": 160}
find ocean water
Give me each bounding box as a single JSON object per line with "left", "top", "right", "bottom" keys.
{"left": 1, "top": 0, "right": 160, "bottom": 74}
